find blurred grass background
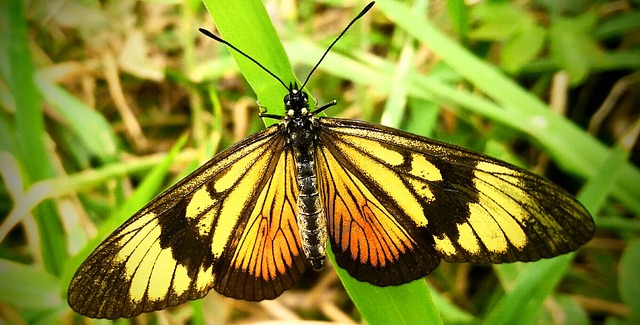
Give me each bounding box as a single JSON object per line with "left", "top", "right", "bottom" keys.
{"left": 1, "top": 0, "right": 639, "bottom": 324}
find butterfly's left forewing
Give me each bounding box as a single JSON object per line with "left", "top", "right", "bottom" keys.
{"left": 68, "top": 126, "right": 307, "bottom": 319}
{"left": 315, "top": 118, "right": 594, "bottom": 285}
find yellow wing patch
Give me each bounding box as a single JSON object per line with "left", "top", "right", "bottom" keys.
{"left": 324, "top": 132, "right": 435, "bottom": 227}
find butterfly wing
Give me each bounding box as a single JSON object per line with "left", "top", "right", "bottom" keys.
{"left": 315, "top": 118, "right": 594, "bottom": 286}
{"left": 68, "top": 125, "right": 306, "bottom": 319}
{"left": 214, "top": 132, "right": 306, "bottom": 301}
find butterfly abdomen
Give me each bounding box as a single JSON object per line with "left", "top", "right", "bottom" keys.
{"left": 294, "top": 146, "right": 327, "bottom": 271}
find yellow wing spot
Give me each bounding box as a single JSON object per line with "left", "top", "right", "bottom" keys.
{"left": 474, "top": 179, "right": 532, "bottom": 224}
{"left": 172, "top": 264, "right": 191, "bottom": 296}
{"left": 213, "top": 139, "right": 269, "bottom": 193}
{"left": 456, "top": 222, "right": 480, "bottom": 254}
{"left": 474, "top": 162, "right": 534, "bottom": 217}
{"left": 186, "top": 187, "right": 215, "bottom": 219}
{"left": 146, "top": 247, "right": 175, "bottom": 301}
{"left": 433, "top": 235, "right": 457, "bottom": 256}
{"left": 117, "top": 212, "right": 157, "bottom": 251}
{"left": 407, "top": 178, "right": 435, "bottom": 201}
{"left": 196, "top": 266, "right": 214, "bottom": 292}
{"left": 466, "top": 203, "right": 510, "bottom": 253}
{"left": 409, "top": 154, "right": 443, "bottom": 182}
{"left": 195, "top": 207, "right": 217, "bottom": 237}
{"left": 210, "top": 153, "right": 272, "bottom": 258}
{"left": 125, "top": 220, "right": 162, "bottom": 302}
{"left": 333, "top": 141, "right": 429, "bottom": 227}
{"left": 185, "top": 188, "right": 219, "bottom": 237}
{"left": 472, "top": 165, "right": 534, "bottom": 249}
{"left": 340, "top": 134, "right": 405, "bottom": 166}
{"left": 475, "top": 194, "right": 528, "bottom": 249}
{"left": 116, "top": 213, "right": 158, "bottom": 263}
{"left": 476, "top": 161, "right": 515, "bottom": 175}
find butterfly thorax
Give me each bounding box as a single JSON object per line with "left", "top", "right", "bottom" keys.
{"left": 283, "top": 86, "right": 314, "bottom": 146}
{"left": 282, "top": 85, "right": 327, "bottom": 271}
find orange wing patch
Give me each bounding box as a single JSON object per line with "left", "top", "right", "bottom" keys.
{"left": 315, "top": 144, "right": 440, "bottom": 286}
{"left": 214, "top": 148, "right": 307, "bottom": 300}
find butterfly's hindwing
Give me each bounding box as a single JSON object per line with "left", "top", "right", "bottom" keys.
{"left": 316, "top": 138, "right": 440, "bottom": 286}
{"left": 68, "top": 125, "right": 306, "bottom": 318}
{"left": 315, "top": 117, "right": 594, "bottom": 283}
{"left": 214, "top": 144, "right": 307, "bottom": 300}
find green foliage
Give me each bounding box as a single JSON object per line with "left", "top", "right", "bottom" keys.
{"left": 470, "top": 2, "right": 546, "bottom": 72}
{"left": 548, "top": 13, "right": 604, "bottom": 84}
{"left": 469, "top": 1, "right": 640, "bottom": 83}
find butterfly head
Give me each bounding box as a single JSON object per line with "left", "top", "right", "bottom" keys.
{"left": 284, "top": 82, "right": 310, "bottom": 119}
{"left": 283, "top": 82, "right": 317, "bottom": 149}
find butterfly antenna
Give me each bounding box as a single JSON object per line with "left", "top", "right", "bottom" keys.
{"left": 199, "top": 28, "right": 289, "bottom": 90}
{"left": 301, "top": 1, "right": 375, "bottom": 89}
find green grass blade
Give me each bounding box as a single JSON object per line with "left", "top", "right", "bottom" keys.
{"left": 2, "top": 0, "right": 66, "bottom": 275}
{"left": 35, "top": 76, "right": 119, "bottom": 164}
{"left": 0, "top": 259, "right": 63, "bottom": 310}
{"left": 446, "top": 0, "right": 470, "bottom": 42}
{"left": 202, "top": 0, "right": 296, "bottom": 122}
{"left": 202, "top": 1, "right": 442, "bottom": 323}
{"left": 619, "top": 238, "right": 640, "bottom": 324}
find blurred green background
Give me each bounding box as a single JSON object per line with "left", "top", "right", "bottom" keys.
{"left": 1, "top": 0, "right": 639, "bottom": 324}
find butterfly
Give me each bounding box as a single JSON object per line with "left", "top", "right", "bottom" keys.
{"left": 67, "top": 1, "right": 594, "bottom": 319}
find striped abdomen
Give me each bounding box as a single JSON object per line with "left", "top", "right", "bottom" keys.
{"left": 295, "top": 148, "right": 327, "bottom": 271}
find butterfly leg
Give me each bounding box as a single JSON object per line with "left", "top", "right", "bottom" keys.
{"left": 255, "top": 101, "right": 283, "bottom": 120}
{"left": 313, "top": 100, "right": 337, "bottom": 115}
